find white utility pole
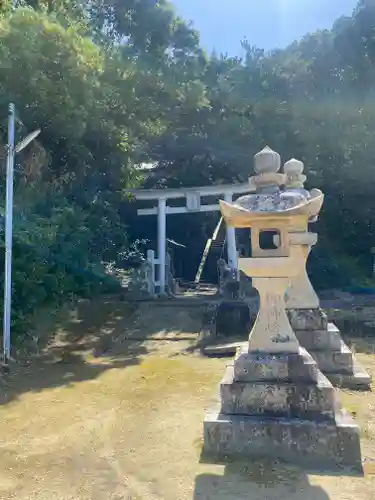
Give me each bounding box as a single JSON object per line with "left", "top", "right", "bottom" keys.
{"left": 2, "top": 103, "right": 40, "bottom": 364}
{"left": 3, "top": 103, "right": 16, "bottom": 362}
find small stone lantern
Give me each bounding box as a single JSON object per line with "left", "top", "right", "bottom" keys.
{"left": 282, "top": 158, "right": 323, "bottom": 310}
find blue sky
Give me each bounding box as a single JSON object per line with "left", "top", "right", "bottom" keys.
{"left": 172, "top": 0, "right": 358, "bottom": 55}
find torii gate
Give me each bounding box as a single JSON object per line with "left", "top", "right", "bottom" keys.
{"left": 128, "top": 181, "right": 256, "bottom": 294}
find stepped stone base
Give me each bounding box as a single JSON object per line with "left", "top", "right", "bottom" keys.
{"left": 204, "top": 409, "right": 361, "bottom": 469}
{"left": 288, "top": 308, "right": 372, "bottom": 389}
{"left": 310, "top": 339, "right": 353, "bottom": 374}
{"left": 328, "top": 360, "right": 373, "bottom": 390}
{"left": 294, "top": 323, "right": 342, "bottom": 351}
{"left": 221, "top": 365, "right": 338, "bottom": 420}
{"left": 203, "top": 345, "right": 362, "bottom": 470}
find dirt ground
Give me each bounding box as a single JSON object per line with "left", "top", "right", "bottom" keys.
{"left": 0, "top": 298, "right": 374, "bottom": 500}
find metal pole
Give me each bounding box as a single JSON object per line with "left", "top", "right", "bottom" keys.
{"left": 3, "top": 103, "right": 15, "bottom": 362}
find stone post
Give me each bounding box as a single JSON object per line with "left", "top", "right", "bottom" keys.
{"left": 146, "top": 249, "right": 156, "bottom": 297}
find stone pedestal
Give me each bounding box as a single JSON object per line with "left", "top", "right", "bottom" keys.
{"left": 204, "top": 345, "right": 362, "bottom": 470}
{"left": 288, "top": 308, "right": 372, "bottom": 389}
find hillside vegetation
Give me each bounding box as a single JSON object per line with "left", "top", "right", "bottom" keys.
{"left": 1, "top": 0, "right": 375, "bottom": 335}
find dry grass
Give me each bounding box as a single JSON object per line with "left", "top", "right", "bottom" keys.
{"left": 0, "top": 299, "right": 374, "bottom": 499}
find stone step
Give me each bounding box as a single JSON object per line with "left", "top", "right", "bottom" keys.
{"left": 295, "top": 322, "right": 342, "bottom": 351}
{"left": 327, "top": 359, "right": 372, "bottom": 389}
{"left": 203, "top": 341, "right": 244, "bottom": 356}
{"left": 203, "top": 407, "right": 361, "bottom": 470}
{"left": 220, "top": 364, "right": 337, "bottom": 420}
{"left": 233, "top": 345, "right": 319, "bottom": 383}
{"left": 310, "top": 340, "right": 354, "bottom": 375}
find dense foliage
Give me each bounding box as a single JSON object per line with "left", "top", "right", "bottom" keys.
{"left": 0, "top": 0, "right": 375, "bottom": 337}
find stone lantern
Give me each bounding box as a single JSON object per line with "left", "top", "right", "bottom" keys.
{"left": 219, "top": 147, "right": 324, "bottom": 354}
{"left": 282, "top": 158, "right": 321, "bottom": 310}
{"left": 203, "top": 147, "right": 361, "bottom": 469}
{"left": 282, "top": 158, "right": 371, "bottom": 389}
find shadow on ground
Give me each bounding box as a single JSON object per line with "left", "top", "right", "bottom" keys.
{"left": 193, "top": 461, "right": 332, "bottom": 500}
{"left": 0, "top": 297, "right": 204, "bottom": 406}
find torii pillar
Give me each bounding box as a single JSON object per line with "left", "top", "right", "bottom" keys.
{"left": 157, "top": 197, "right": 167, "bottom": 295}
{"left": 224, "top": 192, "right": 238, "bottom": 272}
